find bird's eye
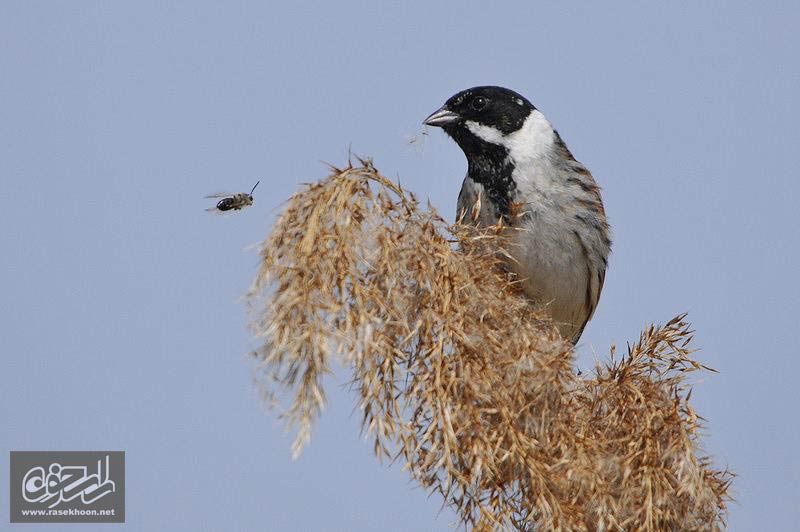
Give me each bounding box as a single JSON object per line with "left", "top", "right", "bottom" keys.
{"left": 471, "top": 96, "right": 487, "bottom": 111}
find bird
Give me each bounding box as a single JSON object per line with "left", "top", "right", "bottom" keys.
{"left": 424, "top": 86, "right": 611, "bottom": 344}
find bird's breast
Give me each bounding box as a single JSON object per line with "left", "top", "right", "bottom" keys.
{"left": 457, "top": 174, "right": 592, "bottom": 340}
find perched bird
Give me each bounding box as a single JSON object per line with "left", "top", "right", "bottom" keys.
{"left": 424, "top": 86, "right": 611, "bottom": 344}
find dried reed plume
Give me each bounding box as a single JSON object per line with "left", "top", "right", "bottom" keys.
{"left": 246, "top": 159, "right": 732, "bottom": 530}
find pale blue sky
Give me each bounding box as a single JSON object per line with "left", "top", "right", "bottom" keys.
{"left": 1, "top": 2, "right": 798, "bottom": 530}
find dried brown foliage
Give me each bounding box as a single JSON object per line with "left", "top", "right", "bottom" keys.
{"left": 246, "top": 159, "right": 732, "bottom": 531}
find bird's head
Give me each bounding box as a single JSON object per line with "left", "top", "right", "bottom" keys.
{"left": 424, "top": 86, "right": 545, "bottom": 156}
{"left": 424, "top": 86, "right": 533, "bottom": 131}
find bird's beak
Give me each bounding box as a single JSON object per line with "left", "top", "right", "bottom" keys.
{"left": 423, "top": 106, "right": 460, "bottom": 127}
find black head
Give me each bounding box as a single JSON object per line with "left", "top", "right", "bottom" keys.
{"left": 424, "top": 87, "right": 538, "bottom": 220}
{"left": 423, "top": 86, "right": 535, "bottom": 137}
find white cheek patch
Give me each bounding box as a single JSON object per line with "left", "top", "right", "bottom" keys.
{"left": 465, "top": 111, "right": 555, "bottom": 164}
{"left": 505, "top": 110, "right": 555, "bottom": 163}
{"left": 465, "top": 121, "right": 505, "bottom": 146}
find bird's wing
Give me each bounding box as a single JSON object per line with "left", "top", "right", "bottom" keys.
{"left": 571, "top": 256, "right": 607, "bottom": 345}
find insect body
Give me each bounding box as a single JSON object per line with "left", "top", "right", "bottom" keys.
{"left": 206, "top": 181, "right": 260, "bottom": 213}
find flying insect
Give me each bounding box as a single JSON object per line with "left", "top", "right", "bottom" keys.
{"left": 206, "top": 181, "right": 260, "bottom": 213}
